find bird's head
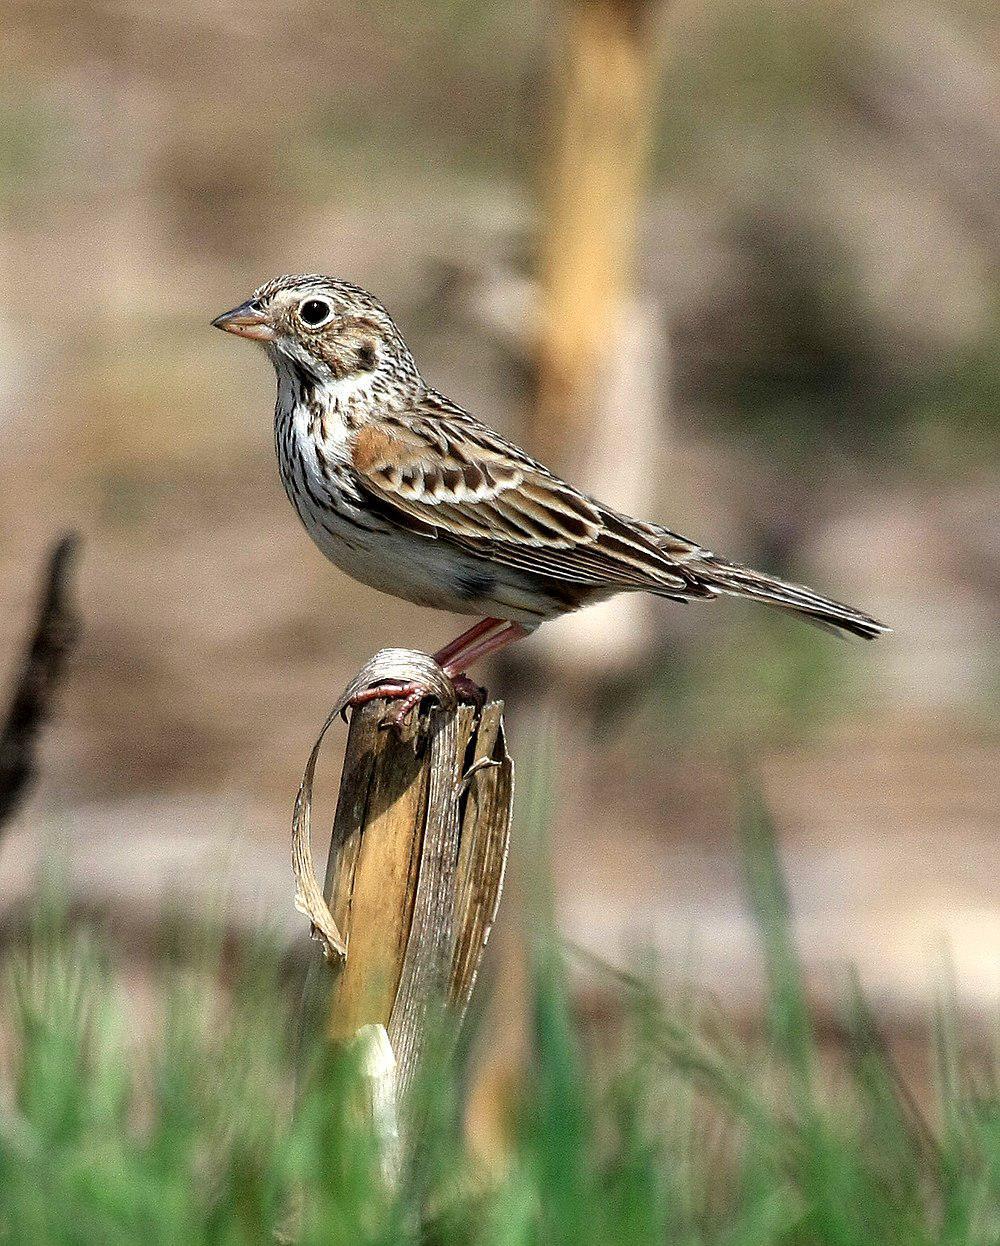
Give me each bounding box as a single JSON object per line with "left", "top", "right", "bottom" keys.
{"left": 212, "top": 275, "right": 420, "bottom": 395}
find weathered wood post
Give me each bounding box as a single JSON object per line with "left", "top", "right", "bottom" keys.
{"left": 293, "top": 649, "right": 512, "bottom": 1173}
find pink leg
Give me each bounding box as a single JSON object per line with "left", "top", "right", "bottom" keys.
{"left": 349, "top": 620, "right": 530, "bottom": 733}
{"left": 441, "top": 621, "right": 528, "bottom": 676}
{"left": 431, "top": 618, "right": 503, "bottom": 669}
{"left": 346, "top": 619, "right": 500, "bottom": 713}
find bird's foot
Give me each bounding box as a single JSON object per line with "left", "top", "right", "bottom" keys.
{"left": 346, "top": 679, "right": 417, "bottom": 712}
{"left": 383, "top": 685, "right": 436, "bottom": 733}
{"left": 346, "top": 678, "right": 447, "bottom": 735}
{"left": 449, "top": 673, "right": 488, "bottom": 707}
{"left": 347, "top": 672, "right": 487, "bottom": 734}
{"left": 380, "top": 673, "right": 487, "bottom": 733}
{"left": 346, "top": 680, "right": 427, "bottom": 730}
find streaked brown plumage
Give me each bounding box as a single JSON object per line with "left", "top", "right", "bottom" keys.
{"left": 213, "top": 275, "right": 889, "bottom": 720}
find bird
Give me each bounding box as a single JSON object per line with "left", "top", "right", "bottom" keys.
{"left": 212, "top": 274, "right": 889, "bottom": 725}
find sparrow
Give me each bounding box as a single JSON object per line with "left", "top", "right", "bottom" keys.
{"left": 213, "top": 275, "right": 888, "bottom": 724}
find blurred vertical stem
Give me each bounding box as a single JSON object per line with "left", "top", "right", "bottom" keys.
{"left": 738, "top": 785, "right": 816, "bottom": 1106}
{"left": 519, "top": 734, "right": 594, "bottom": 1246}
{"left": 534, "top": 0, "right": 658, "bottom": 465}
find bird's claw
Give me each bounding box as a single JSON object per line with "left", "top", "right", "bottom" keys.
{"left": 344, "top": 680, "right": 439, "bottom": 735}
{"left": 383, "top": 688, "right": 432, "bottom": 733}
{"left": 346, "top": 672, "right": 488, "bottom": 736}
{"left": 384, "top": 674, "right": 487, "bottom": 732}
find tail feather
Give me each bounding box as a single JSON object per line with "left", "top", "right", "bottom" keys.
{"left": 688, "top": 556, "right": 890, "bottom": 640}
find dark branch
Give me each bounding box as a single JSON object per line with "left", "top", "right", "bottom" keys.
{"left": 0, "top": 534, "right": 81, "bottom": 828}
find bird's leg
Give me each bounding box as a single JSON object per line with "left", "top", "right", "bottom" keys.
{"left": 346, "top": 619, "right": 502, "bottom": 717}
{"left": 380, "top": 621, "right": 529, "bottom": 732}
{"left": 441, "top": 621, "right": 529, "bottom": 676}
{"left": 431, "top": 618, "right": 504, "bottom": 669}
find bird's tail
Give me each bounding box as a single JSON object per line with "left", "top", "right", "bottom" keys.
{"left": 688, "top": 555, "right": 890, "bottom": 640}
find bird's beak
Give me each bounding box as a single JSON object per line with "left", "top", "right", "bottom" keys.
{"left": 211, "top": 300, "right": 276, "bottom": 341}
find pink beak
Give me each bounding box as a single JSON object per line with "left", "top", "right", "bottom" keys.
{"left": 211, "top": 300, "right": 276, "bottom": 341}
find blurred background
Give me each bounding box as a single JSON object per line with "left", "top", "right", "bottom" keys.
{"left": 0, "top": 0, "right": 996, "bottom": 1056}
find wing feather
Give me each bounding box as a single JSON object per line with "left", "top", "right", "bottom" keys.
{"left": 349, "top": 396, "right": 712, "bottom": 596}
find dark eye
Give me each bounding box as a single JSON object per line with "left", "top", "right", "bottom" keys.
{"left": 298, "top": 298, "right": 333, "bottom": 327}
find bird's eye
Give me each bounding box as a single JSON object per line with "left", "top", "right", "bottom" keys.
{"left": 298, "top": 298, "right": 333, "bottom": 327}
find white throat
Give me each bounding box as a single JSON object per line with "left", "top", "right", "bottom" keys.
{"left": 278, "top": 358, "right": 378, "bottom": 420}
{"left": 320, "top": 371, "right": 378, "bottom": 409}
{"left": 274, "top": 355, "right": 377, "bottom": 473}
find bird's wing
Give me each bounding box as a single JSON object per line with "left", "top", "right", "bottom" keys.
{"left": 349, "top": 399, "right": 712, "bottom": 597}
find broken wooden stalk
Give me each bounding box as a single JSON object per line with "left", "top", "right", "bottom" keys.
{"left": 293, "top": 649, "right": 512, "bottom": 1172}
